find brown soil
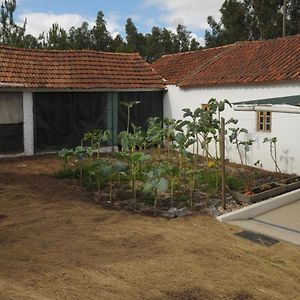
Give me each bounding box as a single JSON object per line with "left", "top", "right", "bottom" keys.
{"left": 0, "top": 155, "right": 299, "bottom": 300}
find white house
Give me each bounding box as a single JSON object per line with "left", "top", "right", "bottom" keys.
{"left": 0, "top": 46, "right": 165, "bottom": 155}
{"left": 152, "top": 35, "right": 300, "bottom": 174}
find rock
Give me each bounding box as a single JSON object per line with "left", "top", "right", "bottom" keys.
{"left": 176, "top": 207, "right": 190, "bottom": 217}
{"left": 163, "top": 207, "right": 191, "bottom": 218}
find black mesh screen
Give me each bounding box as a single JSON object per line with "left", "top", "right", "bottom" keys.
{"left": 0, "top": 123, "right": 24, "bottom": 154}
{"left": 34, "top": 92, "right": 108, "bottom": 152}
{"left": 118, "top": 91, "right": 163, "bottom": 133}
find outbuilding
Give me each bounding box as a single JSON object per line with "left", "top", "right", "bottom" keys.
{"left": 0, "top": 46, "right": 165, "bottom": 155}
{"left": 152, "top": 35, "right": 300, "bottom": 174}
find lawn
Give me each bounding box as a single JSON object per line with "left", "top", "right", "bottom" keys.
{"left": 0, "top": 155, "right": 299, "bottom": 300}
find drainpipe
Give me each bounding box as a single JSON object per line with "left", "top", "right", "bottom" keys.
{"left": 233, "top": 105, "right": 300, "bottom": 114}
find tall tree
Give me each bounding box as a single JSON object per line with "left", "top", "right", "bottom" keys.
{"left": 176, "top": 24, "right": 191, "bottom": 52}
{"left": 47, "top": 23, "right": 69, "bottom": 49}
{"left": 110, "top": 34, "right": 126, "bottom": 52}
{"left": 0, "top": 0, "right": 29, "bottom": 47}
{"left": 68, "top": 22, "right": 92, "bottom": 49}
{"left": 205, "top": 0, "right": 300, "bottom": 47}
{"left": 91, "top": 11, "right": 112, "bottom": 51}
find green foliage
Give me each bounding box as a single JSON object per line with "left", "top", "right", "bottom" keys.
{"left": 58, "top": 148, "right": 74, "bottom": 170}
{"left": 55, "top": 97, "right": 276, "bottom": 214}
{"left": 205, "top": 0, "right": 300, "bottom": 47}
{"left": 226, "top": 175, "right": 245, "bottom": 191}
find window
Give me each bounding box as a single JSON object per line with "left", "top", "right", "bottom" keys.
{"left": 257, "top": 111, "right": 271, "bottom": 132}
{"left": 201, "top": 103, "right": 210, "bottom": 111}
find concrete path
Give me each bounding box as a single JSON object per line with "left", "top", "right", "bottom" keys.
{"left": 228, "top": 200, "right": 300, "bottom": 246}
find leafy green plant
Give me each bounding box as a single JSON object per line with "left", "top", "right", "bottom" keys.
{"left": 263, "top": 137, "right": 281, "bottom": 173}
{"left": 82, "top": 130, "right": 112, "bottom": 159}
{"left": 58, "top": 148, "right": 74, "bottom": 170}
{"left": 162, "top": 163, "right": 180, "bottom": 207}
{"left": 101, "top": 160, "right": 128, "bottom": 203}
{"left": 181, "top": 108, "right": 202, "bottom": 155}
{"left": 172, "top": 132, "right": 196, "bottom": 168}
{"left": 186, "top": 169, "right": 198, "bottom": 207}
{"left": 130, "top": 152, "right": 150, "bottom": 200}
{"left": 143, "top": 168, "right": 168, "bottom": 216}
{"left": 228, "top": 127, "right": 248, "bottom": 165}
{"left": 147, "top": 117, "right": 164, "bottom": 159}
{"left": 162, "top": 118, "right": 182, "bottom": 157}
{"left": 73, "top": 146, "right": 89, "bottom": 185}
{"left": 120, "top": 101, "right": 140, "bottom": 132}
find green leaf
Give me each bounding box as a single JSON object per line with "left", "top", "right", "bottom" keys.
{"left": 157, "top": 178, "right": 168, "bottom": 192}
{"left": 143, "top": 181, "right": 154, "bottom": 193}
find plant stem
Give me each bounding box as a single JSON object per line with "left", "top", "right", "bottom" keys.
{"left": 170, "top": 180, "right": 174, "bottom": 207}
{"left": 127, "top": 107, "right": 130, "bottom": 133}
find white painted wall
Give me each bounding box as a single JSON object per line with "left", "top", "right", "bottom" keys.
{"left": 23, "top": 92, "right": 34, "bottom": 155}
{"left": 163, "top": 82, "right": 300, "bottom": 174}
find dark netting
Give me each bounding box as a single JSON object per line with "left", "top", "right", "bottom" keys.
{"left": 118, "top": 91, "right": 163, "bottom": 133}
{"left": 34, "top": 92, "right": 108, "bottom": 152}
{"left": 0, "top": 123, "right": 24, "bottom": 154}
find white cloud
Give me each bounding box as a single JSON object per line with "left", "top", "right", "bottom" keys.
{"left": 106, "top": 12, "right": 122, "bottom": 38}
{"left": 18, "top": 11, "right": 122, "bottom": 38}
{"left": 143, "top": 0, "right": 223, "bottom": 30}
{"left": 18, "top": 12, "right": 90, "bottom": 36}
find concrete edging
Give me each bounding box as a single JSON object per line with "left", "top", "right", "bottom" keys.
{"left": 217, "top": 189, "right": 300, "bottom": 222}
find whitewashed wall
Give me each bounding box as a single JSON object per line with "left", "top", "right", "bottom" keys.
{"left": 164, "top": 82, "right": 300, "bottom": 174}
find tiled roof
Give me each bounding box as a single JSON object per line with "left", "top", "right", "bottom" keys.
{"left": 151, "top": 46, "right": 228, "bottom": 85}
{"left": 0, "top": 46, "right": 165, "bottom": 90}
{"left": 152, "top": 35, "right": 300, "bottom": 88}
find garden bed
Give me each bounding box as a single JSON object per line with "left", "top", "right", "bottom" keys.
{"left": 56, "top": 148, "right": 293, "bottom": 218}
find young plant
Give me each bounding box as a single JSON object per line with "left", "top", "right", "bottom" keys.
{"left": 163, "top": 163, "right": 180, "bottom": 207}
{"left": 73, "top": 146, "right": 89, "bottom": 185}
{"left": 101, "top": 160, "right": 128, "bottom": 204}
{"left": 82, "top": 130, "right": 112, "bottom": 159}
{"left": 263, "top": 137, "right": 281, "bottom": 173}
{"left": 120, "top": 101, "right": 140, "bottom": 133}
{"left": 147, "top": 117, "right": 164, "bottom": 159}
{"left": 186, "top": 169, "right": 198, "bottom": 208}
{"left": 143, "top": 168, "right": 168, "bottom": 216}
{"left": 228, "top": 127, "right": 249, "bottom": 165}
{"left": 130, "top": 152, "right": 150, "bottom": 200}
{"left": 172, "top": 132, "right": 196, "bottom": 168}
{"left": 181, "top": 108, "right": 202, "bottom": 155}
{"left": 58, "top": 148, "right": 74, "bottom": 171}
{"left": 162, "top": 118, "right": 182, "bottom": 157}
{"left": 240, "top": 139, "right": 255, "bottom": 166}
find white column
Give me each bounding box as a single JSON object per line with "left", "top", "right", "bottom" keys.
{"left": 23, "top": 92, "right": 34, "bottom": 155}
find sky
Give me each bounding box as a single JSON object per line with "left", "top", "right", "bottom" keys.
{"left": 15, "top": 0, "right": 224, "bottom": 45}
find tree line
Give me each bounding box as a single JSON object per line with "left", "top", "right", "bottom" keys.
{"left": 0, "top": 0, "right": 299, "bottom": 62}
{"left": 205, "top": 0, "right": 300, "bottom": 47}
{"left": 0, "top": 0, "right": 200, "bottom": 62}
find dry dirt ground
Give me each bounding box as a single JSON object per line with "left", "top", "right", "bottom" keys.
{"left": 0, "top": 155, "right": 299, "bottom": 300}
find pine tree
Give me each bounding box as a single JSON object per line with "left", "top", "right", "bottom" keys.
{"left": 0, "top": 0, "right": 30, "bottom": 47}
{"left": 91, "top": 11, "right": 112, "bottom": 51}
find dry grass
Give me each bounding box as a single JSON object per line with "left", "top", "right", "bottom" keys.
{"left": 0, "top": 155, "right": 299, "bottom": 300}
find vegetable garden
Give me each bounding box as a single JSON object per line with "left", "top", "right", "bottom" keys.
{"left": 57, "top": 98, "right": 286, "bottom": 217}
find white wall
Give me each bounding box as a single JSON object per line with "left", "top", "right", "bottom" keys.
{"left": 23, "top": 92, "right": 34, "bottom": 155}
{"left": 164, "top": 82, "right": 300, "bottom": 174}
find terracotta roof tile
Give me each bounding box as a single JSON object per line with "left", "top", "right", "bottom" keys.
{"left": 151, "top": 46, "right": 229, "bottom": 85}
{"left": 152, "top": 35, "right": 300, "bottom": 88}
{"left": 0, "top": 47, "right": 165, "bottom": 90}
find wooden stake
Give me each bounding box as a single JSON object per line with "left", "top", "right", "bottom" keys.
{"left": 220, "top": 117, "right": 226, "bottom": 210}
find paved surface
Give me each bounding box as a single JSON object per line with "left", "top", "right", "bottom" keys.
{"left": 228, "top": 200, "right": 300, "bottom": 246}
